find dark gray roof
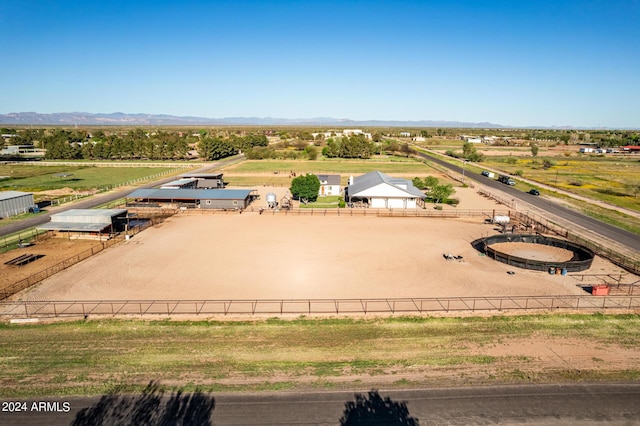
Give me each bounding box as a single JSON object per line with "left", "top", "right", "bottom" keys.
{"left": 348, "top": 171, "right": 425, "bottom": 198}
{"left": 316, "top": 174, "right": 341, "bottom": 185}
{"left": 128, "top": 188, "right": 253, "bottom": 200}
{"left": 180, "top": 173, "right": 223, "bottom": 179}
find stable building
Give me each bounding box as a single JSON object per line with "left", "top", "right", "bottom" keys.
{"left": 160, "top": 178, "right": 199, "bottom": 189}
{"left": 179, "top": 173, "right": 225, "bottom": 189}
{"left": 127, "top": 188, "right": 254, "bottom": 210}
{"left": 346, "top": 171, "right": 426, "bottom": 209}
{"left": 0, "top": 191, "right": 35, "bottom": 219}
{"left": 37, "top": 209, "right": 129, "bottom": 239}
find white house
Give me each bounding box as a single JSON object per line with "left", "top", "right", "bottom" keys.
{"left": 346, "top": 171, "right": 426, "bottom": 209}
{"left": 316, "top": 174, "right": 342, "bottom": 196}
{"left": 399, "top": 132, "right": 411, "bottom": 137}
{"left": 342, "top": 129, "right": 373, "bottom": 140}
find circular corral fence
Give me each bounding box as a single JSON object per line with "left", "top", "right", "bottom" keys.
{"left": 473, "top": 234, "right": 595, "bottom": 272}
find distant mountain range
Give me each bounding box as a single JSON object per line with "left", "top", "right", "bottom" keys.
{"left": 0, "top": 112, "right": 508, "bottom": 128}
{"left": 1, "top": 112, "right": 633, "bottom": 129}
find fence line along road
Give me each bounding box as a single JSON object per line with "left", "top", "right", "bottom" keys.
{"left": 2, "top": 295, "right": 640, "bottom": 319}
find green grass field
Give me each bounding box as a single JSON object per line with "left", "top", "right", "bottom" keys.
{"left": 0, "top": 314, "right": 638, "bottom": 396}
{"left": 226, "top": 157, "right": 435, "bottom": 175}
{"left": 0, "top": 165, "right": 176, "bottom": 193}
{"left": 481, "top": 156, "right": 640, "bottom": 210}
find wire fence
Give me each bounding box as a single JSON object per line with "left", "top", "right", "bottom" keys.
{"left": 2, "top": 295, "right": 640, "bottom": 319}
{"left": 0, "top": 228, "right": 51, "bottom": 254}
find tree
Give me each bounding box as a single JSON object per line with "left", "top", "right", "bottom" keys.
{"left": 412, "top": 177, "right": 426, "bottom": 189}
{"left": 627, "top": 181, "right": 640, "bottom": 199}
{"left": 304, "top": 145, "right": 318, "bottom": 160}
{"left": 531, "top": 144, "right": 539, "bottom": 157}
{"left": 290, "top": 174, "right": 320, "bottom": 203}
{"left": 197, "top": 137, "right": 237, "bottom": 160}
{"left": 430, "top": 183, "right": 454, "bottom": 204}
{"left": 423, "top": 176, "right": 439, "bottom": 189}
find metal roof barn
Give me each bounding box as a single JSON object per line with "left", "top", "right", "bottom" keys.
{"left": 160, "top": 178, "right": 198, "bottom": 189}
{"left": 0, "top": 191, "right": 35, "bottom": 218}
{"left": 127, "top": 188, "right": 254, "bottom": 209}
{"left": 37, "top": 209, "right": 128, "bottom": 232}
{"left": 179, "top": 173, "right": 224, "bottom": 189}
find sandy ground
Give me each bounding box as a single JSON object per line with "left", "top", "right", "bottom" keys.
{"left": 6, "top": 185, "right": 633, "bottom": 303}
{"left": 0, "top": 238, "right": 98, "bottom": 289}
{"left": 18, "top": 213, "right": 627, "bottom": 302}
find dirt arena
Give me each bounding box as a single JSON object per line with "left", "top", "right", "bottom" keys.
{"left": 16, "top": 216, "right": 626, "bottom": 302}
{"left": 6, "top": 186, "right": 633, "bottom": 303}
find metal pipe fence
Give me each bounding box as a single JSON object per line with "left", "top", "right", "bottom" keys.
{"left": 0, "top": 219, "right": 159, "bottom": 301}
{"left": 2, "top": 295, "right": 640, "bottom": 319}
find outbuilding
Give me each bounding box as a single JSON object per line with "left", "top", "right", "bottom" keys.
{"left": 179, "top": 173, "right": 225, "bottom": 189}
{"left": 37, "top": 209, "right": 129, "bottom": 239}
{"left": 346, "top": 171, "right": 426, "bottom": 208}
{"left": 127, "top": 188, "right": 254, "bottom": 210}
{"left": 0, "top": 191, "right": 35, "bottom": 219}
{"left": 316, "top": 174, "right": 341, "bottom": 196}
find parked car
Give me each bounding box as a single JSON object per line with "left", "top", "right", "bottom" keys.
{"left": 528, "top": 189, "right": 540, "bottom": 196}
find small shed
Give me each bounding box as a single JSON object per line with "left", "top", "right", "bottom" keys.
{"left": 0, "top": 191, "right": 35, "bottom": 218}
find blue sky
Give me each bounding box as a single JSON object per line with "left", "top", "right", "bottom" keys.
{"left": 1, "top": 0, "right": 639, "bottom": 127}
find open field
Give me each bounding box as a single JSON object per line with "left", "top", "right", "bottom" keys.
{"left": 222, "top": 157, "right": 460, "bottom": 188}
{"left": 224, "top": 158, "right": 435, "bottom": 175}
{"left": 0, "top": 314, "right": 639, "bottom": 396}
{"left": 0, "top": 164, "right": 175, "bottom": 194}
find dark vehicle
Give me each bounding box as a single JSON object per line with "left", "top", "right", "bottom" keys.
{"left": 497, "top": 175, "right": 516, "bottom": 185}
{"left": 528, "top": 189, "right": 540, "bottom": 196}
{"left": 481, "top": 170, "right": 489, "bottom": 177}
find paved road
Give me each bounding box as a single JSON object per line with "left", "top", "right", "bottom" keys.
{"left": 417, "top": 150, "right": 640, "bottom": 254}
{"left": 0, "top": 156, "right": 244, "bottom": 238}
{"left": 3, "top": 384, "right": 640, "bottom": 425}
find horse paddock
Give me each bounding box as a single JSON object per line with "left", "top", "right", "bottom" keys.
{"left": 15, "top": 212, "right": 630, "bottom": 304}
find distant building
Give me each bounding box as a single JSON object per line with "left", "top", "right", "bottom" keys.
{"left": 622, "top": 145, "right": 640, "bottom": 153}
{"left": 342, "top": 129, "right": 373, "bottom": 140}
{"left": 399, "top": 132, "right": 411, "bottom": 137}
{"left": 0, "top": 145, "right": 37, "bottom": 155}
{"left": 0, "top": 191, "right": 35, "bottom": 219}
